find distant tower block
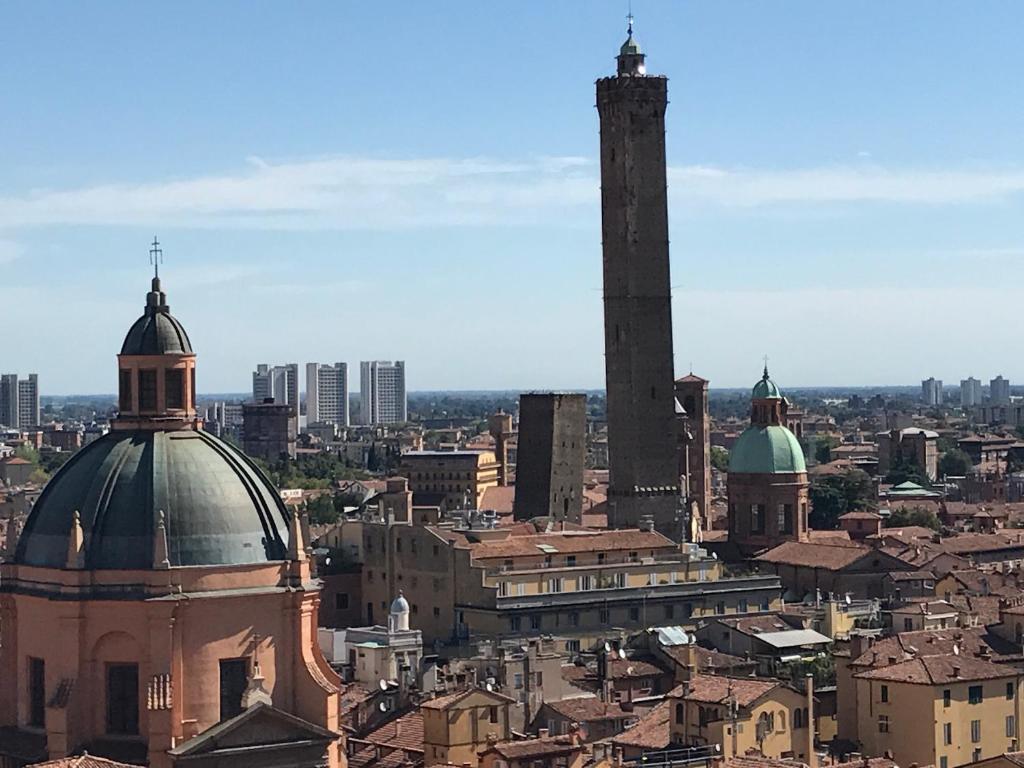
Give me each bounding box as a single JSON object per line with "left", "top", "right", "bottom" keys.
{"left": 675, "top": 374, "right": 711, "bottom": 530}
{"left": 597, "top": 22, "right": 682, "bottom": 539}
{"left": 488, "top": 410, "right": 514, "bottom": 486}
{"left": 513, "top": 393, "right": 586, "bottom": 524}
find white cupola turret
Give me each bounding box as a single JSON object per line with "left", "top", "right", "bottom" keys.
{"left": 389, "top": 591, "right": 410, "bottom": 632}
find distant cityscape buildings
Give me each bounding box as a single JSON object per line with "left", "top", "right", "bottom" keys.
{"left": 360, "top": 360, "right": 407, "bottom": 425}
{"left": 306, "top": 362, "right": 350, "bottom": 427}
{"left": 0, "top": 373, "right": 39, "bottom": 429}
{"left": 991, "top": 374, "right": 1012, "bottom": 405}
{"left": 251, "top": 362, "right": 299, "bottom": 408}
{"left": 921, "top": 377, "right": 943, "bottom": 406}
{"left": 960, "top": 376, "right": 982, "bottom": 408}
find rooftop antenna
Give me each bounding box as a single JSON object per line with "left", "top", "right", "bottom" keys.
{"left": 627, "top": 2, "right": 634, "bottom": 36}
{"left": 149, "top": 236, "right": 163, "bottom": 280}
{"left": 763, "top": 354, "right": 770, "bottom": 379}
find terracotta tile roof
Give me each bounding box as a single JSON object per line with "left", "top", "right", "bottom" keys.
{"left": 849, "top": 627, "right": 1016, "bottom": 668}
{"left": 886, "top": 569, "right": 935, "bottom": 581}
{"left": 611, "top": 699, "right": 672, "bottom": 750}
{"left": 721, "top": 756, "right": 808, "bottom": 768}
{"left": 27, "top": 758, "right": 142, "bottom": 768}
{"left": 486, "top": 735, "right": 583, "bottom": 759}
{"left": 832, "top": 759, "right": 897, "bottom": 768}
{"left": 362, "top": 710, "right": 424, "bottom": 751}
{"left": 582, "top": 513, "right": 608, "bottom": 529}
{"left": 941, "top": 532, "right": 1024, "bottom": 554}
{"left": 870, "top": 526, "right": 937, "bottom": 541}
{"left": 948, "top": 594, "right": 1004, "bottom": 626}
{"left": 469, "top": 529, "right": 674, "bottom": 560}
{"left": 661, "top": 645, "right": 751, "bottom": 673}
{"left": 338, "top": 682, "right": 373, "bottom": 721}
{"left": 419, "top": 687, "right": 514, "bottom": 710}
{"left": 543, "top": 697, "right": 634, "bottom": 723}
{"left": 718, "top": 615, "right": 799, "bottom": 635}
{"left": 755, "top": 541, "right": 878, "bottom": 570}
{"left": 479, "top": 485, "right": 515, "bottom": 514}
{"left": 807, "top": 529, "right": 856, "bottom": 544}
{"left": 854, "top": 654, "right": 1015, "bottom": 684}
{"left": 838, "top": 511, "right": 882, "bottom": 521}
{"left": 682, "top": 674, "right": 780, "bottom": 707}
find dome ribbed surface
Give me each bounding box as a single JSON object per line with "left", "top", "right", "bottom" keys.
{"left": 728, "top": 425, "right": 806, "bottom": 475}
{"left": 121, "top": 311, "right": 193, "bottom": 356}
{"left": 752, "top": 376, "right": 782, "bottom": 400}
{"left": 16, "top": 429, "right": 289, "bottom": 569}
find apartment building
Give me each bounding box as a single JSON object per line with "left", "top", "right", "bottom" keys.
{"left": 399, "top": 450, "right": 501, "bottom": 509}
{"left": 963, "top": 378, "right": 983, "bottom": 409}
{"left": 319, "top": 490, "right": 782, "bottom": 649}
{"left": 306, "top": 362, "right": 350, "bottom": 427}
{"left": 923, "top": 378, "right": 944, "bottom": 407}
{"left": 360, "top": 360, "right": 407, "bottom": 425}
{"left": 0, "top": 374, "right": 39, "bottom": 429}
{"left": 992, "top": 376, "right": 1012, "bottom": 406}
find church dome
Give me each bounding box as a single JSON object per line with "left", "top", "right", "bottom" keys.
{"left": 15, "top": 421, "right": 290, "bottom": 570}
{"left": 728, "top": 425, "right": 806, "bottom": 475}
{"left": 120, "top": 277, "right": 193, "bottom": 356}
{"left": 752, "top": 368, "right": 782, "bottom": 400}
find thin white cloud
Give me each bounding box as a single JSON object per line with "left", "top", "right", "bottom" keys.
{"left": 1, "top": 156, "right": 1023, "bottom": 231}
{"left": 0, "top": 238, "right": 23, "bottom": 264}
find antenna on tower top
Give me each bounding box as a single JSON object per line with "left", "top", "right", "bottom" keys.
{"left": 627, "top": 5, "right": 634, "bottom": 36}
{"left": 149, "top": 236, "right": 164, "bottom": 280}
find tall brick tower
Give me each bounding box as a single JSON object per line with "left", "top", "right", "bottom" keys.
{"left": 597, "top": 21, "right": 682, "bottom": 539}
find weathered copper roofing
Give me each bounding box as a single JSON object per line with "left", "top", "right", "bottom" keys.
{"left": 120, "top": 277, "right": 193, "bottom": 356}
{"left": 15, "top": 428, "right": 289, "bottom": 569}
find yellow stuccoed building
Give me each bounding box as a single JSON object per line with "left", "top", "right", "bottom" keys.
{"left": 853, "top": 654, "right": 1021, "bottom": 768}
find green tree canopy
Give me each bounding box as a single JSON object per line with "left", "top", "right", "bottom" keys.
{"left": 809, "top": 469, "right": 875, "bottom": 529}
{"left": 885, "top": 505, "right": 941, "bottom": 531}
{"left": 938, "top": 449, "right": 973, "bottom": 478}
{"left": 710, "top": 446, "right": 730, "bottom": 472}
{"left": 885, "top": 453, "right": 932, "bottom": 486}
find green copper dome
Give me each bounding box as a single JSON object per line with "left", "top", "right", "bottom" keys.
{"left": 15, "top": 428, "right": 290, "bottom": 569}
{"left": 752, "top": 366, "right": 782, "bottom": 399}
{"left": 728, "top": 425, "right": 807, "bottom": 475}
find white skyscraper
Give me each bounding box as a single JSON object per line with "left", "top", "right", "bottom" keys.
{"left": 921, "top": 378, "right": 943, "bottom": 407}
{"left": 960, "top": 377, "right": 982, "bottom": 408}
{"left": 306, "top": 362, "right": 349, "bottom": 427}
{"left": 991, "top": 375, "right": 1012, "bottom": 406}
{"left": 360, "top": 361, "right": 407, "bottom": 425}
{"left": 252, "top": 363, "right": 298, "bottom": 409}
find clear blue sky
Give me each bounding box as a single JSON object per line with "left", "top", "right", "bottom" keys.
{"left": 3, "top": 1, "right": 1024, "bottom": 395}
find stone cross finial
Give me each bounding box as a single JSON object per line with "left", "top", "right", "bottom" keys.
{"left": 149, "top": 236, "right": 163, "bottom": 280}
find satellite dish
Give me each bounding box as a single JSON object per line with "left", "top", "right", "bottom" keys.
{"left": 604, "top": 642, "right": 612, "bottom": 654}
{"left": 953, "top": 645, "right": 960, "bottom": 655}
{"left": 379, "top": 679, "right": 388, "bottom": 691}
{"left": 627, "top": 666, "right": 635, "bottom": 675}
{"left": 618, "top": 649, "right": 627, "bottom": 660}
{"left": 845, "top": 595, "right": 852, "bottom": 605}
{"left": 712, "top": 552, "right": 719, "bottom": 560}
{"left": 485, "top": 682, "right": 493, "bottom": 692}
{"left": 378, "top": 701, "right": 388, "bottom": 712}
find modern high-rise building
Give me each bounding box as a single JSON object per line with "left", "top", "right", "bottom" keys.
{"left": 251, "top": 363, "right": 298, "bottom": 409}
{"left": 960, "top": 377, "right": 982, "bottom": 408}
{"left": 0, "top": 373, "right": 40, "bottom": 429}
{"left": 359, "top": 361, "right": 407, "bottom": 425}
{"left": 597, "top": 23, "right": 681, "bottom": 539}
{"left": 305, "top": 363, "right": 349, "bottom": 427}
{"left": 991, "top": 375, "right": 1012, "bottom": 406}
{"left": 0, "top": 374, "right": 17, "bottom": 428}
{"left": 921, "top": 378, "right": 943, "bottom": 407}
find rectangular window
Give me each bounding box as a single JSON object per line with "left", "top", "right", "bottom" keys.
{"left": 514, "top": 673, "right": 524, "bottom": 689}
{"left": 969, "top": 685, "right": 983, "bottom": 704}
{"left": 943, "top": 689, "right": 951, "bottom": 707}
{"left": 219, "top": 658, "right": 249, "bottom": 721}
{"left": 599, "top": 608, "right": 610, "bottom": 624}
{"left": 335, "top": 593, "right": 349, "bottom": 610}
{"left": 119, "top": 370, "right": 133, "bottom": 412}
{"left": 106, "top": 663, "right": 139, "bottom": 735}
{"left": 716, "top": 602, "right": 726, "bottom": 615}
{"left": 664, "top": 604, "right": 675, "bottom": 620}
{"left": 517, "top": 583, "right": 526, "bottom": 597}
{"left": 530, "top": 615, "right": 541, "bottom": 630}
{"left": 138, "top": 369, "right": 157, "bottom": 412}
{"left": 881, "top": 685, "right": 888, "bottom": 703}
{"left": 752, "top": 504, "right": 765, "bottom": 534}
{"left": 566, "top": 555, "right": 576, "bottom": 567}
{"left": 974, "top": 750, "right": 982, "bottom": 764}
{"left": 548, "top": 578, "right": 563, "bottom": 593}
{"left": 971, "top": 719, "right": 981, "bottom": 743}
{"left": 943, "top": 722, "right": 952, "bottom": 745}
{"left": 510, "top": 616, "right": 521, "bottom": 632}
{"left": 739, "top": 599, "right": 748, "bottom": 613}
{"left": 489, "top": 706, "right": 499, "bottom": 723}
{"left": 569, "top": 612, "right": 579, "bottom": 627}
{"left": 1008, "top": 715, "right": 1016, "bottom": 737}
{"left": 28, "top": 657, "right": 45, "bottom": 728}
{"left": 940, "top": 758, "right": 948, "bottom": 768}
{"left": 498, "top": 581, "right": 509, "bottom": 597}
{"left": 629, "top": 605, "right": 640, "bottom": 622}
{"left": 566, "top": 640, "right": 580, "bottom": 653}
{"left": 878, "top": 715, "right": 889, "bottom": 733}
{"left": 165, "top": 368, "right": 184, "bottom": 410}
{"left": 579, "top": 575, "right": 592, "bottom": 591}
{"left": 1009, "top": 682, "right": 1016, "bottom": 700}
